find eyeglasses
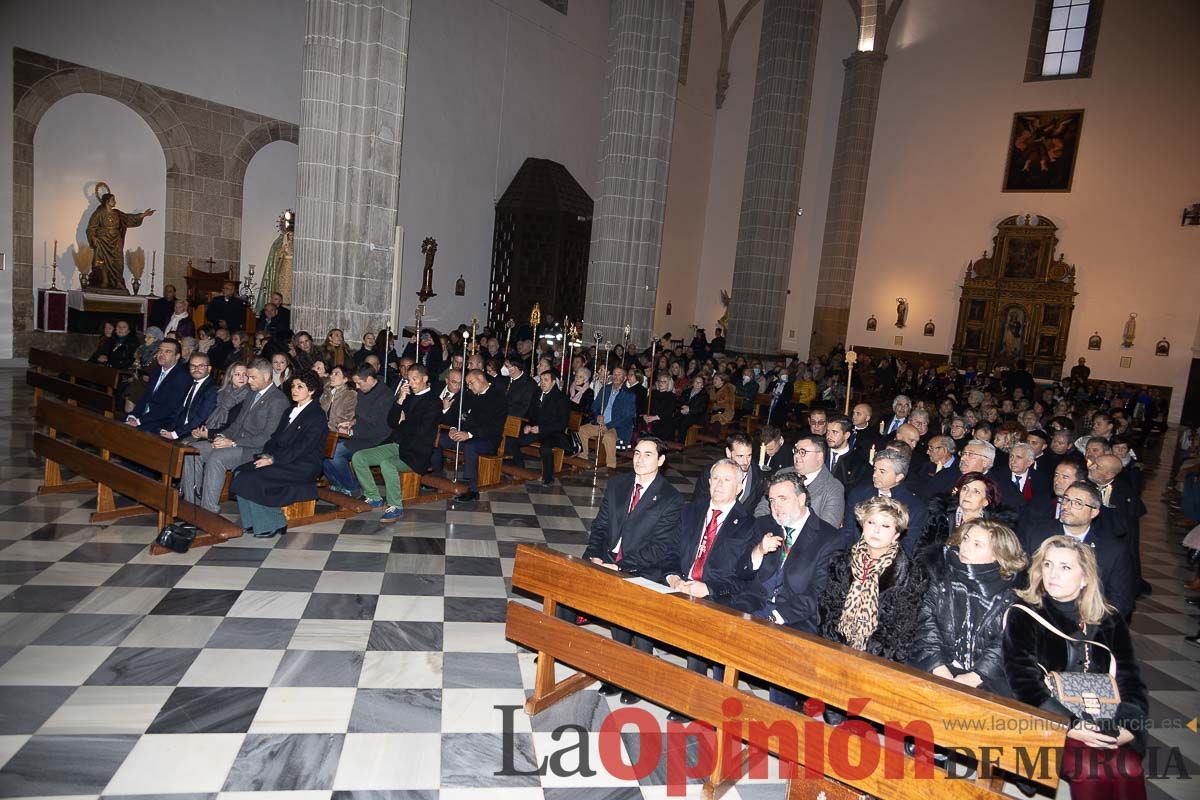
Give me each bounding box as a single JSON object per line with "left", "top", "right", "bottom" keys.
{"left": 188, "top": 364, "right": 211, "bottom": 370}
{"left": 792, "top": 447, "right": 819, "bottom": 456}
{"left": 1061, "top": 496, "right": 1098, "bottom": 510}
{"left": 927, "top": 444, "right": 947, "bottom": 451}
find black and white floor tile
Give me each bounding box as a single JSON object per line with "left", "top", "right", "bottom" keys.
{"left": 0, "top": 370, "right": 1196, "bottom": 799}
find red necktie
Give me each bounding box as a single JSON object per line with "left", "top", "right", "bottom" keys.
{"left": 1023, "top": 477, "right": 1033, "bottom": 501}
{"left": 690, "top": 509, "right": 723, "bottom": 580}
{"left": 628, "top": 482, "right": 643, "bottom": 513}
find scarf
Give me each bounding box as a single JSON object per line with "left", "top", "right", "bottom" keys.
{"left": 837, "top": 538, "right": 900, "bottom": 651}
{"left": 944, "top": 548, "right": 1007, "bottom": 671}
{"left": 568, "top": 382, "right": 588, "bottom": 403}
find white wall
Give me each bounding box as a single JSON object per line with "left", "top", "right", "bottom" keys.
{"left": 32, "top": 94, "right": 166, "bottom": 296}
{"left": 845, "top": 0, "right": 1200, "bottom": 420}
{"left": 241, "top": 140, "right": 299, "bottom": 303}
{"left": 394, "top": 0, "right": 607, "bottom": 334}
{"left": 0, "top": 0, "right": 303, "bottom": 356}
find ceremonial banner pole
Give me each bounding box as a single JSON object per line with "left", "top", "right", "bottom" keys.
{"left": 646, "top": 335, "right": 658, "bottom": 416}
{"left": 454, "top": 320, "right": 475, "bottom": 483}
{"left": 561, "top": 321, "right": 577, "bottom": 384}
{"left": 503, "top": 319, "right": 515, "bottom": 358}
{"left": 384, "top": 226, "right": 404, "bottom": 388}
{"left": 844, "top": 348, "right": 857, "bottom": 416}
{"left": 622, "top": 324, "right": 631, "bottom": 366}
{"left": 529, "top": 303, "right": 541, "bottom": 375}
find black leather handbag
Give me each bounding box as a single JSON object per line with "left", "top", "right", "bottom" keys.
{"left": 155, "top": 522, "right": 198, "bottom": 554}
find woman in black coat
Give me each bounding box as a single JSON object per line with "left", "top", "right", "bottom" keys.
{"left": 641, "top": 374, "right": 679, "bottom": 440}
{"left": 819, "top": 495, "right": 930, "bottom": 663}
{"left": 231, "top": 372, "right": 328, "bottom": 538}
{"left": 910, "top": 519, "right": 1026, "bottom": 695}
{"left": 1003, "top": 534, "right": 1148, "bottom": 798}
{"left": 675, "top": 375, "right": 709, "bottom": 441}
{"left": 917, "top": 472, "right": 1018, "bottom": 558}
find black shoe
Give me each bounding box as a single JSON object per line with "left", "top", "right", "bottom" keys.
{"left": 667, "top": 710, "right": 690, "bottom": 722}
{"left": 598, "top": 683, "right": 621, "bottom": 696}
{"left": 541, "top": 478, "right": 556, "bottom": 487}
{"left": 243, "top": 528, "right": 253, "bottom": 536}
{"left": 1185, "top": 634, "right": 1200, "bottom": 647}
{"left": 457, "top": 491, "right": 480, "bottom": 502}
{"left": 620, "top": 691, "right": 639, "bottom": 705}
{"left": 1185, "top": 597, "right": 1200, "bottom": 607}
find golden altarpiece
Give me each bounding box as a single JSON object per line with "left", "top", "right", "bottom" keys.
{"left": 951, "top": 214, "right": 1077, "bottom": 381}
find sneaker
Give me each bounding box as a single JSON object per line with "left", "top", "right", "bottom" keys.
{"left": 365, "top": 498, "right": 385, "bottom": 510}
{"left": 380, "top": 506, "right": 404, "bottom": 523}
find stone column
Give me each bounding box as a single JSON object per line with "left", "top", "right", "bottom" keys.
{"left": 582, "top": 0, "right": 685, "bottom": 350}
{"left": 809, "top": 50, "right": 887, "bottom": 356}
{"left": 725, "top": 0, "right": 823, "bottom": 354}
{"left": 292, "top": 0, "right": 410, "bottom": 339}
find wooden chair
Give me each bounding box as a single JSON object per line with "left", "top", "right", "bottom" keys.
{"left": 507, "top": 545, "right": 1067, "bottom": 800}
{"left": 478, "top": 415, "right": 524, "bottom": 487}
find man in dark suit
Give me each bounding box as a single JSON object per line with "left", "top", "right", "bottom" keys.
{"left": 161, "top": 352, "right": 218, "bottom": 440}
{"left": 842, "top": 449, "right": 928, "bottom": 555}
{"left": 733, "top": 471, "right": 842, "bottom": 708}
{"left": 1024, "top": 481, "right": 1137, "bottom": 618}
{"left": 910, "top": 434, "right": 957, "bottom": 498}
{"left": 878, "top": 394, "right": 911, "bottom": 436}
{"left": 581, "top": 437, "right": 684, "bottom": 704}
{"left": 1025, "top": 429, "right": 1055, "bottom": 496}
{"left": 126, "top": 339, "right": 192, "bottom": 432}
{"left": 992, "top": 442, "right": 1042, "bottom": 509}
{"left": 1003, "top": 359, "right": 1035, "bottom": 400}
{"left": 441, "top": 369, "right": 506, "bottom": 501}
{"left": 825, "top": 415, "right": 868, "bottom": 491}
{"left": 205, "top": 281, "right": 248, "bottom": 332}
{"left": 502, "top": 357, "right": 537, "bottom": 420}
{"left": 148, "top": 284, "right": 178, "bottom": 331}
{"left": 1089, "top": 453, "right": 1148, "bottom": 594}
{"left": 920, "top": 439, "right": 994, "bottom": 500}
{"left": 848, "top": 403, "right": 881, "bottom": 455}
{"left": 270, "top": 292, "right": 291, "bottom": 334}
{"left": 179, "top": 359, "right": 290, "bottom": 513}
{"left": 513, "top": 371, "right": 569, "bottom": 485}
{"left": 257, "top": 303, "right": 290, "bottom": 341}
{"left": 694, "top": 432, "right": 766, "bottom": 509}
{"left": 755, "top": 425, "right": 791, "bottom": 476}
{"left": 1017, "top": 458, "right": 1125, "bottom": 550}
{"left": 761, "top": 373, "right": 792, "bottom": 428}
{"left": 352, "top": 363, "right": 441, "bottom": 522}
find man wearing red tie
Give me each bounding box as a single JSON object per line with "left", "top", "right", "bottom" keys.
{"left": 577, "top": 437, "right": 683, "bottom": 705}
{"left": 1001, "top": 442, "right": 1039, "bottom": 508}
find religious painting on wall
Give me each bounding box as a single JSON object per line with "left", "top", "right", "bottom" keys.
{"left": 1088, "top": 332, "right": 1102, "bottom": 350}
{"left": 996, "top": 306, "right": 1028, "bottom": 361}
{"left": 1001, "top": 237, "right": 1042, "bottom": 279}
{"left": 1002, "top": 110, "right": 1084, "bottom": 193}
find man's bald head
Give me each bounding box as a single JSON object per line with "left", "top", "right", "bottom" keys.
{"left": 1090, "top": 454, "right": 1123, "bottom": 484}
{"left": 895, "top": 423, "right": 920, "bottom": 450}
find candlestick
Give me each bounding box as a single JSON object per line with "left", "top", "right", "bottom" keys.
{"left": 51, "top": 239, "right": 58, "bottom": 290}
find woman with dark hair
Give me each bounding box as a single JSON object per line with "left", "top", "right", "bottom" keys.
{"left": 1004, "top": 535, "right": 1148, "bottom": 798}
{"left": 106, "top": 320, "right": 138, "bottom": 370}
{"left": 270, "top": 352, "right": 295, "bottom": 395}
{"left": 189, "top": 362, "right": 249, "bottom": 441}
{"left": 918, "top": 472, "right": 1017, "bottom": 556}
{"left": 226, "top": 330, "right": 254, "bottom": 369}
{"left": 292, "top": 331, "right": 319, "bottom": 373}
{"left": 819, "top": 496, "right": 929, "bottom": 662}
{"left": 320, "top": 364, "right": 357, "bottom": 432}
{"left": 231, "top": 371, "right": 328, "bottom": 539}
{"left": 355, "top": 332, "right": 377, "bottom": 367}
{"left": 911, "top": 519, "right": 1027, "bottom": 695}
{"left": 89, "top": 319, "right": 118, "bottom": 364}
{"left": 710, "top": 373, "right": 736, "bottom": 429}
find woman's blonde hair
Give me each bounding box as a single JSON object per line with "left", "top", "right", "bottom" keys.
{"left": 853, "top": 495, "right": 910, "bottom": 534}
{"left": 1016, "top": 535, "right": 1114, "bottom": 625}
{"left": 948, "top": 519, "right": 1027, "bottom": 579}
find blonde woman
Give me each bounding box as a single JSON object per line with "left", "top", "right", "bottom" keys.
{"left": 1003, "top": 535, "right": 1147, "bottom": 798}
{"left": 911, "top": 520, "right": 1026, "bottom": 695}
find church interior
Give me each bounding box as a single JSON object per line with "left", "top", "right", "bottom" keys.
{"left": 0, "top": 1, "right": 1198, "bottom": 798}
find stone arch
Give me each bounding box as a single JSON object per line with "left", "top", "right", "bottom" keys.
{"left": 10, "top": 48, "right": 297, "bottom": 356}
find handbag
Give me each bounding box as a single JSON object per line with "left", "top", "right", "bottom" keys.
{"left": 1006, "top": 604, "right": 1120, "bottom": 721}
{"left": 155, "top": 522, "right": 198, "bottom": 554}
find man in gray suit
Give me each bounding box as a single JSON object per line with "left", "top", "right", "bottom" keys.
{"left": 180, "top": 359, "right": 289, "bottom": 513}
{"left": 754, "top": 433, "right": 845, "bottom": 529}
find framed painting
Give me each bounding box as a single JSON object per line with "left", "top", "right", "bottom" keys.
{"left": 1002, "top": 110, "right": 1084, "bottom": 193}
{"left": 1042, "top": 305, "right": 1062, "bottom": 329}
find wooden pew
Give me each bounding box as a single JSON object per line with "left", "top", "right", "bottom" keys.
{"left": 281, "top": 431, "right": 372, "bottom": 525}
{"left": 506, "top": 545, "right": 1067, "bottom": 800}
{"left": 496, "top": 415, "right": 541, "bottom": 484}
{"left": 33, "top": 397, "right": 240, "bottom": 549}
{"left": 27, "top": 349, "right": 123, "bottom": 493}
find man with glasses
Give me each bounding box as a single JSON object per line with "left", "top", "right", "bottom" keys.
{"left": 754, "top": 433, "right": 844, "bottom": 529}
{"left": 1023, "top": 480, "right": 1136, "bottom": 618}
{"left": 919, "top": 439, "right": 995, "bottom": 500}
{"left": 842, "top": 449, "right": 928, "bottom": 554}
{"left": 910, "top": 434, "right": 956, "bottom": 497}
{"left": 161, "top": 353, "right": 218, "bottom": 440}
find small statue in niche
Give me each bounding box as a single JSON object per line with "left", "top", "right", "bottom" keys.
{"left": 895, "top": 298, "right": 909, "bottom": 328}
{"left": 924, "top": 320, "right": 936, "bottom": 337}
{"left": 866, "top": 315, "right": 877, "bottom": 332}
{"left": 1155, "top": 338, "right": 1170, "bottom": 357}
{"left": 1088, "top": 332, "right": 1102, "bottom": 351}
{"left": 85, "top": 184, "right": 156, "bottom": 295}
{"left": 1121, "top": 313, "right": 1137, "bottom": 348}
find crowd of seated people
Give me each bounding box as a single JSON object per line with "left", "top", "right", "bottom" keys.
{"left": 80, "top": 315, "right": 1174, "bottom": 790}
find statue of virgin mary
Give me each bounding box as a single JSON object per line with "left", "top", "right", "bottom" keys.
{"left": 255, "top": 210, "right": 294, "bottom": 311}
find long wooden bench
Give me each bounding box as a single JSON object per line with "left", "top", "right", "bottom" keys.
{"left": 33, "top": 397, "right": 240, "bottom": 549}
{"left": 506, "top": 545, "right": 1067, "bottom": 800}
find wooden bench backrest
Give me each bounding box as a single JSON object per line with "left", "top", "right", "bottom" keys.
{"left": 34, "top": 398, "right": 184, "bottom": 519}
{"left": 508, "top": 545, "right": 1066, "bottom": 792}
{"left": 29, "top": 348, "right": 121, "bottom": 390}
{"left": 26, "top": 370, "right": 116, "bottom": 416}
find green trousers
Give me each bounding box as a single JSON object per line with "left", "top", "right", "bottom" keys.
{"left": 350, "top": 443, "right": 413, "bottom": 507}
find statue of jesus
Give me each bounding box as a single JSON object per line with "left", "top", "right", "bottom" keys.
{"left": 85, "top": 192, "right": 155, "bottom": 295}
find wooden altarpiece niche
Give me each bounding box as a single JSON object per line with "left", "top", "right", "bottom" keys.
{"left": 951, "top": 214, "right": 1077, "bottom": 380}
{"left": 488, "top": 158, "right": 593, "bottom": 330}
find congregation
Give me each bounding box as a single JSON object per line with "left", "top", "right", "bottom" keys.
{"left": 82, "top": 293, "right": 1177, "bottom": 797}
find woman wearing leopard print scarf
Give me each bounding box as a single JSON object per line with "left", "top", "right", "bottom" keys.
{"left": 819, "top": 496, "right": 930, "bottom": 661}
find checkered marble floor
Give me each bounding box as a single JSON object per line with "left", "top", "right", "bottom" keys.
{"left": 0, "top": 368, "right": 1197, "bottom": 799}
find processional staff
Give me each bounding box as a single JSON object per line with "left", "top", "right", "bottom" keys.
{"left": 503, "top": 319, "right": 515, "bottom": 358}
{"left": 646, "top": 333, "right": 659, "bottom": 416}
{"left": 529, "top": 303, "right": 542, "bottom": 375}
{"left": 843, "top": 348, "right": 858, "bottom": 416}
{"left": 454, "top": 319, "right": 476, "bottom": 482}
